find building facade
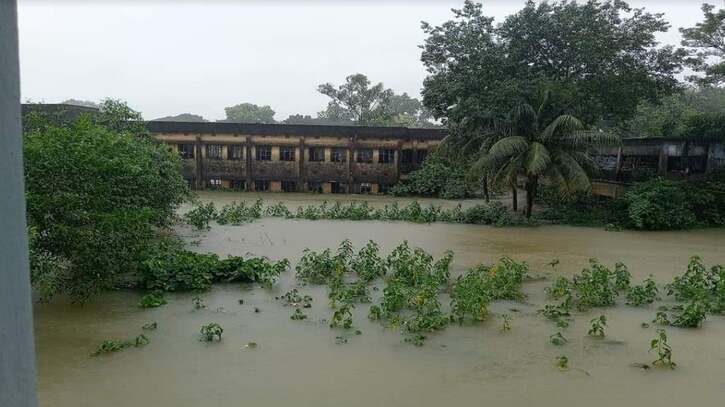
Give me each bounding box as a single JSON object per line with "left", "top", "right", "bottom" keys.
{"left": 147, "top": 121, "right": 446, "bottom": 193}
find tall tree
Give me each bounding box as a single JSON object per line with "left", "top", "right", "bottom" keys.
{"left": 318, "top": 73, "right": 394, "bottom": 125}
{"left": 421, "top": 0, "right": 685, "bottom": 132}
{"left": 223, "top": 103, "right": 276, "bottom": 123}
{"left": 680, "top": 3, "right": 725, "bottom": 86}
{"left": 476, "top": 91, "right": 619, "bottom": 217}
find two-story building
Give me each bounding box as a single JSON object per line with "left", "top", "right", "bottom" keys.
{"left": 147, "top": 121, "right": 446, "bottom": 193}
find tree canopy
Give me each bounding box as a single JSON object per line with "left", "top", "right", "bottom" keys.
{"left": 222, "top": 103, "right": 276, "bottom": 123}
{"left": 421, "top": 0, "right": 686, "bottom": 132}
{"left": 680, "top": 3, "right": 725, "bottom": 86}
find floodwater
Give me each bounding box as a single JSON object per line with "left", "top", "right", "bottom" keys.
{"left": 34, "top": 193, "right": 725, "bottom": 406}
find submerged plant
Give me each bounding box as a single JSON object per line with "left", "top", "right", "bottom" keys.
{"left": 142, "top": 321, "right": 158, "bottom": 330}
{"left": 500, "top": 314, "right": 512, "bottom": 332}
{"left": 329, "top": 303, "right": 354, "bottom": 329}
{"left": 556, "top": 355, "right": 569, "bottom": 369}
{"left": 192, "top": 296, "right": 206, "bottom": 310}
{"left": 649, "top": 329, "right": 675, "bottom": 369}
{"left": 670, "top": 299, "right": 708, "bottom": 328}
{"left": 138, "top": 291, "right": 167, "bottom": 308}
{"left": 183, "top": 201, "right": 217, "bottom": 230}
{"left": 588, "top": 315, "right": 607, "bottom": 337}
{"left": 626, "top": 277, "right": 659, "bottom": 306}
{"left": 91, "top": 335, "right": 149, "bottom": 356}
{"left": 200, "top": 323, "right": 223, "bottom": 342}
{"left": 290, "top": 308, "right": 308, "bottom": 321}
{"left": 550, "top": 332, "right": 568, "bottom": 346}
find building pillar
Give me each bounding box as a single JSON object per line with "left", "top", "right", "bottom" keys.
{"left": 347, "top": 136, "right": 355, "bottom": 187}
{"left": 0, "top": 1, "right": 39, "bottom": 405}
{"left": 614, "top": 146, "right": 623, "bottom": 180}
{"left": 245, "top": 137, "right": 253, "bottom": 191}
{"left": 657, "top": 143, "right": 668, "bottom": 175}
{"left": 194, "top": 135, "right": 203, "bottom": 189}
{"left": 298, "top": 137, "right": 305, "bottom": 191}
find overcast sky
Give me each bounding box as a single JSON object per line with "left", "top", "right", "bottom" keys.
{"left": 17, "top": 1, "right": 713, "bottom": 121}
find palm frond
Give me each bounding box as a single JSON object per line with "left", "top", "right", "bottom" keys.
{"left": 540, "top": 115, "right": 584, "bottom": 142}
{"left": 553, "top": 151, "right": 592, "bottom": 194}
{"left": 558, "top": 129, "right": 620, "bottom": 149}
{"left": 486, "top": 136, "right": 529, "bottom": 165}
{"left": 525, "top": 142, "right": 551, "bottom": 176}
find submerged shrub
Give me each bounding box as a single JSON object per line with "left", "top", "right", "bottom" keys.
{"left": 450, "top": 257, "right": 528, "bottom": 324}
{"left": 138, "top": 291, "right": 167, "bottom": 308}
{"left": 626, "top": 277, "right": 659, "bottom": 306}
{"left": 183, "top": 202, "right": 217, "bottom": 230}
{"left": 139, "top": 240, "right": 288, "bottom": 291}
{"left": 200, "top": 323, "right": 223, "bottom": 342}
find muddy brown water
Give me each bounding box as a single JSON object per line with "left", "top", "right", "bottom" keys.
{"left": 35, "top": 193, "right": 725, "bottom": 406}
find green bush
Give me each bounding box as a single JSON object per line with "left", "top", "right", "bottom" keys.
{"left": 24, "top": 119, "right": 189, "bottom": 301}
{"left": 625, "top": 178, "right": 697, "bottom": 230}
{"left": 390, "top": 153, "right": 471, "bottom": 198}
{"left": 139, "top": 240, "right": 288, "bottom": 292}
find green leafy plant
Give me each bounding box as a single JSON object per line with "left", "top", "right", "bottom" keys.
{"left": 192, "top": 296, "right": 206, "bottom": 310}
{"left": 556, "top": 355, "right": 569, "bottom": 369}
{"left": 142, "top": 322, "right": 158, "bottom": 330}
{"left": 588, "top": 315, "right": 607, "bottom": 337}
{"left": 290, "top": 308, "right": 308, "bottom": 321}
{"left": 670, "top": 299, "right": 708, "bottom": 328}
{"left": 91, "top": 334, "right": 149, "bottom": 356}
{"left": 649, "top": 328, "right": 675, "bottom": 369}
{"left": 183, "top": 202, "right": 217, "bottom": 230}
{"left": 626, "top": 277, "right": 659, "bottom": 306}
{"left": 330, "top": 303, "right": 354, "bottom": 329}
{"left": 200, "top": 323, "right": 223, "bottom": 342}
{"left": 138, "top": 291, "right": 167, "bottom": 308}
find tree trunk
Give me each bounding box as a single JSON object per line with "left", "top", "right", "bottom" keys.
{"left": 525, "top": 177, "right": 538, "bottom": 218}
{"left": 511, "top": 183, "right": 518, "bottom": 212}
{"left": 482, "top": 175, "right": 490, "bottom": 203}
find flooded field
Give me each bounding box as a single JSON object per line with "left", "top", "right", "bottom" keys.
{"left": 34, "top": 193, "right": 725, "bottom": 406}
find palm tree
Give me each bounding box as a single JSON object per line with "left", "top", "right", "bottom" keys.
{"left": 476, "top": 94, "right": 620, "bottom": 217}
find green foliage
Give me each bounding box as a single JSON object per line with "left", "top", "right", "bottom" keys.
{"left": 556, "top": 355, "right": 569, "bottom": 369}
{"left": 183, "top": 202, "right": 217, "bottom": 230}
{"left": 142, "top": 322, "right": 158, "bottom": 330}
{"left": 625, "top": 178, "right": 698, "bottom": 230}
{"left": 192, "top": 296, "right": 206, "bottom": 310}
{"left": 549, "top": 332, "right": 568, "bottom": 346}
{"left": 627, "top": 277, "right": 659, "bottom": 306}
{"left": 139, "top": 292, "right": 167, "bottom": 308}
{"left": 680, "top": 4, "right": 725, "bottom": 86}
{"left": 278, "top": 289, "right": 312, "bottom": 308}
{"left": 649, "top": 329, "right": 675, "bottom": 369}
{"left": 670, "top": 300, "right": 708, "bottom": 328}
{"left": 390, "top": 153, "right": 470, "bottom": 199}
{"left": 330, "top": 303, "right": 354, "bottom": 329}
{"left": 588, "top": 315, "right": 607, "bottom": 337}
{"left": 24, "top": 119, "right": 189, "bottom": 301}
{"left": 139, "top": 240, "right": 288, "bottom": 292}
{"left": 421, "top": 0, "right": 683, "bottom": 128}
{"left": 450, "top": 257, "right": 528, "bottom": 324}
{"left": 91, "top": 334, "right": 149, "bottom": 356}
{"left": 200, "top": 323, "right": 223, "bottom": 342}
{"left": 290, "top": 309, "right": 308, "bottom": 321}
{"left": 223, "top": 103, "right": 276, "bottom": 123}
{"left": 185, "top": 198, "right": 522, "bottom": 227}
{"left": 571, "top": 260, "right": 630, "bottom": 310}
{"left": 667, "top": 256, "right": 725, "bottom": 315}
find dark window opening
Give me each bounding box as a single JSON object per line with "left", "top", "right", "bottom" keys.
{"left": 416, "top": 149, "right": 428, "bottom": 164}
{"left": 254, "top": 180, "right": 270, "bottom": 191}
{"left": 379, "top": 184, "right": 392, "bottom": 194}
{"left": 330, "top": 182, "right": 347, "bottom": 194}
{"left": 309, "top": 147, "right": 325, "bottom": 162}
{"left": 228, "top": 145, "right": 243, "bottom": 160}
{"left": 331, "top": 148, "right": 346, "bottom": 163}
{"left": 231, "top": 180, "right": 245, "bottom": 190}
{"left": 307, "top": 181, "right": 322, "bottom": 193}
{"left": 379, "top": 149, "right": 395, "bottom": 164}
{"left": 359, "top": 183, "right": 372, "bottom": 194}
{"left": 206, "top": 144, "right": 223, "bottom": 160}
{"left": 356, "top": 149, "right": 373, "bottom": 163}
{"left": 401, "top": 149, "right": 413, "bottom": 164}
{"left": 281, "top": 181, "right": 297, "bottom": 192}
{"left": 280, "top": 146, "right": 296, "bottom": 161}
{"left": 179, "top": 144, "right": 195, "bottom": 159}
{"left": 256, "top": 145, "right": 272, "bottom": 161}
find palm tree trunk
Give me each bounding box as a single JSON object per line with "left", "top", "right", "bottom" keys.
{"left": 525, "top": 177, "right": 538, "bottom": 218}
{"left": 482, "top": 175, "right": 490, "bottom": 203}
{"left": 511, "top": 183, "right": 518, "bottom": 212}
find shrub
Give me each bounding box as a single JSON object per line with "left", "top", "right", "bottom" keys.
{"left": 139, "top": 292, "right": 167, "bottom": 308}
{"left": 624, "top": 178, "right": 697, "bottom": 230}
{"left": 24, "top": 119, "right": 189, "bottom": 301}
{"left": 390, "top": 153, "right": 470, "bottom": 198}
{"left": 200, "top": 323, "right": 223, "bottom": 342}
